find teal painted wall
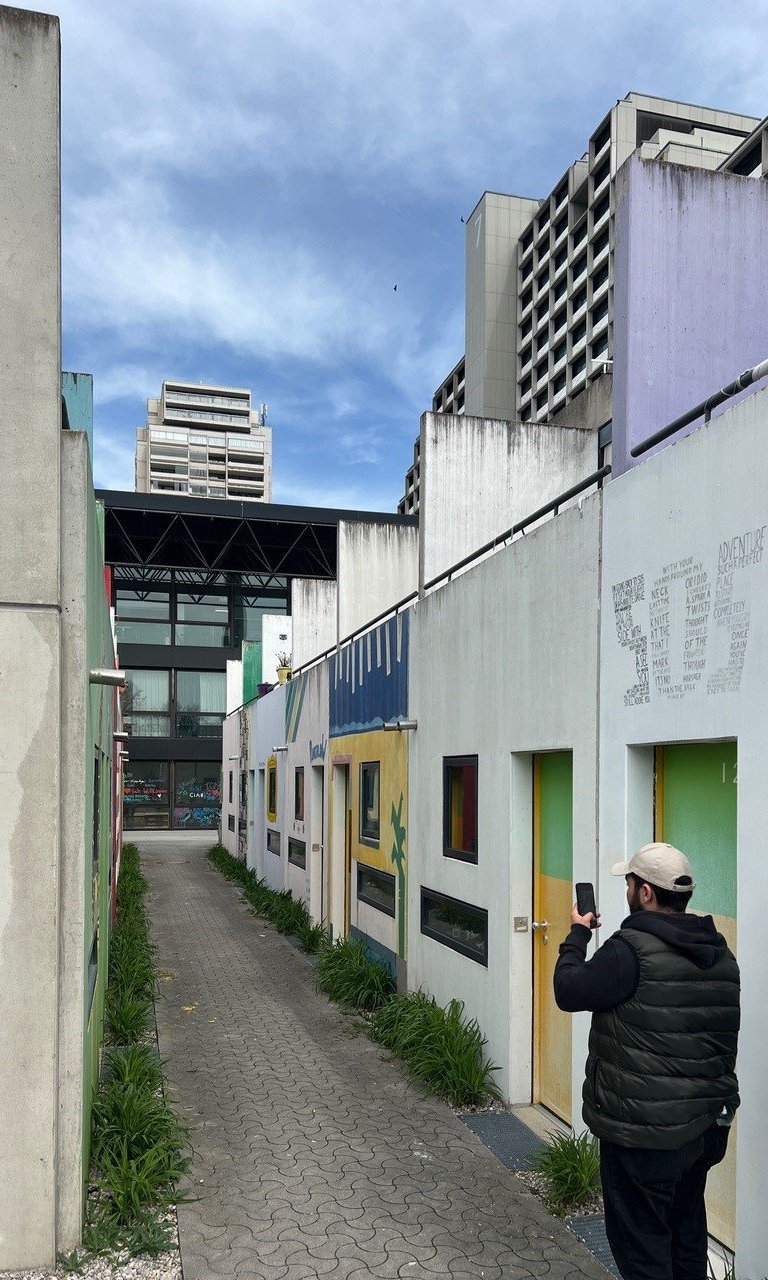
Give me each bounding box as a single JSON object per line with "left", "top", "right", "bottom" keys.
{"left": 243, "top": 640, "right": 263, "bottom": 704}
{"left": 61, "top": 371, "right": 94, "bottom": 462}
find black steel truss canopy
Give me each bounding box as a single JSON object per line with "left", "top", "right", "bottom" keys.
{"left": 97, "top": 490, "right": 416, "bottom": 581}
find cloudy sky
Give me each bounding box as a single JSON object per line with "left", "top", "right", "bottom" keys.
{"left": 42, "top": 0, "right": 768, "bottom": 510}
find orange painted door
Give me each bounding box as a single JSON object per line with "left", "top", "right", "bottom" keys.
{"left": 533, "top": 752, "right": 573, "bottom": 1122}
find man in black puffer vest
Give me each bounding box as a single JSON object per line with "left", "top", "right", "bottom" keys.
{"left": 554, "top": 843, "right": 740, "bottom": 1280}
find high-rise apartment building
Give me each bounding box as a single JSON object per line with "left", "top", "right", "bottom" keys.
{"left": 400, "top": 93, "right": 765, "bottom": 513}
{"left": 135, "top": 380, "right": 273, "bottom": 502}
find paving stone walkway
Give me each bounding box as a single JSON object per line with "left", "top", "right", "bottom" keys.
{"left": 141, "top": 833, "right": 610, "bottom": 1280}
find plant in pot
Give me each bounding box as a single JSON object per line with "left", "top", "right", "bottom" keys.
{"left": 275, "top": 651, "right": 292, "bottom": 685}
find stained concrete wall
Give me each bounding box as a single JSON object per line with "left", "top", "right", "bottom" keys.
{"left": 600, "top": 385, "right": 768, "bottom": 1266}
{"left": 337, "top": 520, "right": 418, "bottom": 639}
{"left": 0, "top": 8, "right": 64, "bottom": 1269}
{"left": 292, "top": 578, "right": 338, "bottom": 668}
{"left": 612, "top": 156, "right": 768, "bottom": 475}
{"left": 408, "top": 497, "right": 601, "bottom": 1103}
{"left": 419, "top": 412, "right": 597, "bottom": 587}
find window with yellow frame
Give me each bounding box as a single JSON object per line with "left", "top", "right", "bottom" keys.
{"left": 266, "top": 754, "right": 278, "bottom": 824}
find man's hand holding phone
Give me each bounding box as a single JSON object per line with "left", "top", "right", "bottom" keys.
{"left": 573, "top": 881, "right": 601, "bottom": 931}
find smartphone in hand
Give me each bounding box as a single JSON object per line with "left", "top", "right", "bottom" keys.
{"left": 575, "top": 881, "right": 597, "bottom": 926}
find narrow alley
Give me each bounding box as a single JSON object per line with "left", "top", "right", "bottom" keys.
{"left": 142, "top": 833, "right": 608, "bottom": 1280}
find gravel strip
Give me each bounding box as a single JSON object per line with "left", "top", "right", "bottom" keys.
{"left": 0, "top": 1216, "right": 182, "bottom": 1280}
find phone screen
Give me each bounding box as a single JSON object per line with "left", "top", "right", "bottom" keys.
{"left": 576, "top": 881, "right": 596, "bottom": 921}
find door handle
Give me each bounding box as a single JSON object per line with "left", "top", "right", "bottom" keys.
{"left": 532, "top": 920, "right": 549, "bottom": 944}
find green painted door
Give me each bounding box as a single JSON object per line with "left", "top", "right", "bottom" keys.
{"left": 656, "top": 741, "right": 737, "bottom": 1249}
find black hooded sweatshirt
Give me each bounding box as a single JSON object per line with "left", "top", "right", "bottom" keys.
{"left": 554, "top": 911, "right": 730, "bottom": 1014}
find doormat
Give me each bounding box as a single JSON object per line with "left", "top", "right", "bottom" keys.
{"left": 458, "top": 1109, "right": 546, "bottom": 1170}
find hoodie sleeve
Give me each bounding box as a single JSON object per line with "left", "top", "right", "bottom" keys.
{"left": 554, "top": 926, "right": 639, "bottom": 1013}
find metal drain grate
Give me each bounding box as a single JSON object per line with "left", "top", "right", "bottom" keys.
{"left": 459, "top": 1110, "right": 547, "bottom": 1171}
{"left": 567, "top": 1215, "right": 620, "bottom": 1277}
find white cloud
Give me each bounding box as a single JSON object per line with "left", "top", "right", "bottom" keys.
{"left": 93, "top": 426, "right": 137, "bottom": 491}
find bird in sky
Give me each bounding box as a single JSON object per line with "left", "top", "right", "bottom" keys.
{"left": 393, "top": 284, "right": 397, "bottom": 291}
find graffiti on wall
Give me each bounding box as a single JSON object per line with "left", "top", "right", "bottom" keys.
{"left": 390, "top": 793, "right": 407, "bottom": 958}
{"left": 612, "top": 525, "right": 765, "bottom": 705}
{"left": 330, "top": 613, "right": 409, "bottom": 736}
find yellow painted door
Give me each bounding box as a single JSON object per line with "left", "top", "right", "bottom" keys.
{"left": 533, "top": 752, "right": 573, "bottom": 1123}
{"left": 655, "top": 742, "right": 737, "bottom": 1250}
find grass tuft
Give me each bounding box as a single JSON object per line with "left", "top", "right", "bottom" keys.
{"left": 315, "top": 937, "right": 396, "bottom": 1011}
{"left": 206, "top": 844, "right": 328, "bottom": 954}
{"left": 370, "top": 991, "right": 500, "bottom": 1107}
{"left": 70, "top": 842, "right": 191, "bottom": 1267}
{"left": 532, "top": 1129, "right": 600, "bottom": 1216}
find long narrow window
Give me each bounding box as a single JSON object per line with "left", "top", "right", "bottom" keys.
{"left": 288, "top": 838, "right": 306, "bottom": 868}
{"left": 443, "top": 756, "right": 478, "bottom": 862}
{"left": 421, "top": 888, "right": 488, "bottom": 965}
{"left": 360, "top": 762, "right": 380, "bottom": 843}
{"left": 357, "top": 864, "right": 396, "bottom": 917}
{"left": 295, "top": 767, "right": 305, "bottom": 821}
{"left": 267, "top": 758, "right": 278, "bottom": 823}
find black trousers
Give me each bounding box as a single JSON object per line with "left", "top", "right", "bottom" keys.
{"left": 600, "top": 1123, "right": 729, "bottom": 1280}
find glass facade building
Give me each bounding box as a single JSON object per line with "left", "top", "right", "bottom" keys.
{"left": 114, "top": 569, "right": 289, "bottom": 831}
{"left": 99, "top": 487, "right": 416, "bottom": 834}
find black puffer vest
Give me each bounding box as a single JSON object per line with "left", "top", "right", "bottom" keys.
{"left": 583, "top": 920, "right": 740, "bottom": 1149}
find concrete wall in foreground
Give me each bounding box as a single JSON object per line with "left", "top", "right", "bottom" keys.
{"left": 418, "top": 412, "right": 597, "bottom": 587}
{"left": 337, "top": 520, "right": 418, "bottom": 639}
{"left": 0, "top": 9, "right": 64, "bottom": 1270}
{"left": 600, "top": 386, "right": 768, "bottom": 1265}
{"left": 409, "top": 497, "right": 601, "bottom": 1103}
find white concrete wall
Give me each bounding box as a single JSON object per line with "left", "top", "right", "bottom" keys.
{"left": 249, "top": 685, "right": 287, "bottom": 889}
{"left": 599, "top": 386, "right": 768, "bottom": 1272}
{"left": 221, "top": 710, "right": 241, "bottom": 856}
{"left": 226, "top": 659, "right": 243, "bottom": 715}
{"left": 292, "top": 578, "right": 338, "bottom": 667}
{"left": 0, "top": 9, "right": 65, "bottom": 1270}
{"left": 337, "top": 520, "right": 418, "bottom": 639}
{"left": 284, "top": 664, "right": 329, "bottom": 917}
{"left": 418, "top": 412, "right": 597, "bottom": 587}
{"left": 262, "top": 613, "right": 293, "bottom": 684}
{"left": 408, "top": 497, "right": 601, "bottom": 1104}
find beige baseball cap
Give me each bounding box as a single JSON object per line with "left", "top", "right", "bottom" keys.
{"left": 611, "top": 842, "right": 696, "bottom": 893}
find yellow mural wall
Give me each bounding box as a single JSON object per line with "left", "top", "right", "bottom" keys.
{"left": 329, "top": 728, "right": 408, "bottom": 959}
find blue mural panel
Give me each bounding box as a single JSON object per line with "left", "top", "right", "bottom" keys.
{"left": 330, "top": 612, "right": 409, "bottom": 737}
